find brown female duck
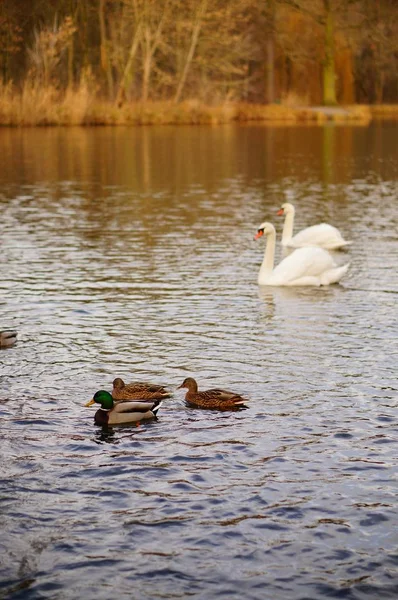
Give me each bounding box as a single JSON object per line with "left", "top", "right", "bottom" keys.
{"left": 0, "top": 330, "right": 17, "bottom": 347}
{"left": 112, "top": 377, "right": 172, "bottom": 401}
{"left": 178, "top": 377, "right": 249, "bottom": 410}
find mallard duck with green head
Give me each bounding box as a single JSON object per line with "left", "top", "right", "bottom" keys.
{"left": 86, "top": 390, "right": 163, "bottom": 426}
{"left": 112, "top": 377, "right": 172, "bottom": 401}
{"left": 178, "top": 377, "right": 249, "bottom": 410}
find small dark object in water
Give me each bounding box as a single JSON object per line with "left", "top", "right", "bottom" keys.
{"left": 0, "top": 331, "right": 17, "bottom": 348}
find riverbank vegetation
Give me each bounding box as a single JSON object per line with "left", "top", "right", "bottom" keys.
{"left": 0, "top": 0, "right": 397, "bottom": 126}
{"left": 2, "top": 80, "right": 397, "bottom": 126}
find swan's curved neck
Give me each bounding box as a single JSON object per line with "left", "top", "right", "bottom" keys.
{"left": 282, "top": 210, "right": 295, "bottom": 244}
{"left": 259, "top": 229, "right": 276, "bottom": 283}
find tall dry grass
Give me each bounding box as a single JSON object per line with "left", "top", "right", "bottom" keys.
{"left": 0, "top": 78, "right": 395, "bottom": 126}
{"left": 280, "top": 90, "right": 310, "bottom": 108}
{"left": 0, "top": 70, "right": 97, "bottom": 126}
{"left": 369, "top": 105, "right": 398, "bottom": 117}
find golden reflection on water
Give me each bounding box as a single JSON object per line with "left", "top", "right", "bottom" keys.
{"left": 1, "top": 122, "right": 397, "bottom": 600}
{"left": 1, "top": 122, "right": 395, "bottom": 197}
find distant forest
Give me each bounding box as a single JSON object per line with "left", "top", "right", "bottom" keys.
{"left": 1, "top": 0, "right": 397, "bottom": 106}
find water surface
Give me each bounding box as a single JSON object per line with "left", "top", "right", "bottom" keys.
{"left": 1, "top": 123, "right": 397, "bottom": 599}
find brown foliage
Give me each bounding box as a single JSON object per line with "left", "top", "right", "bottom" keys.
{"left": 0, "top": 0, "right": 396, "bottom": 107}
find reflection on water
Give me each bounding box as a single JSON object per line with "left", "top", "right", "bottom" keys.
{"left": 0, "top": 122, "right": 397, "bottom": 600}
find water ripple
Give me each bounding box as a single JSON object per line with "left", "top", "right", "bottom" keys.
{"left": 1, "top": 125, "right": 398, "bottom": 599}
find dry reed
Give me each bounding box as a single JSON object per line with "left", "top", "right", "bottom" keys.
{"left": 0, "top": 81, "right": 396, "bottom": 126}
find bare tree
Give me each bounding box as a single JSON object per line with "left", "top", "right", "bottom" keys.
{"left": 356, "top": 0, "right": 398, "bottom": 102}
{"left": 173, "top": 0, "right": 208, "bottom": 103}
{"left": 0, "top": 0, "right": 397, "bottom": 105}
{"left": 28, "top": 15, "right": 76, "bottom": 87}
{"left": 99, "top": 0, "right": 114, "bottom": 98}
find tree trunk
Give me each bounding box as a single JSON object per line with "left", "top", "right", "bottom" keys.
{"left": 141, "top": 26, "right": 152, "bottom": 102}
{"left": 115, "top": 23, "right": 142, "bottom": 106}
{"left": 99, "top": 0, "right": 114, "bottom": 99}
{"left": 68, "top": 35, "right": 74, "bottom": 89}
{"left": 266, "top": 38, "right": 275, "bottom": 104}
{"left": 174, "top": 0, "right": 207, "bottom": 103}
{"left": 265, "top": 0, "right": 276, "bottom": 104}
{"left": 375, "top": 71, "right": 384, "bottom": 104}
{"left": 322, "top": 0, "right": 337, "bottom": 106}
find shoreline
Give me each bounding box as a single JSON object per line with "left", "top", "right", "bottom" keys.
{"left": 0, "top": 94, "right": 397, "bottom": 127}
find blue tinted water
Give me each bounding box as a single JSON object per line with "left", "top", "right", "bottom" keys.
{"left": 1, "top": 123, "right": 397, "bottom": 599}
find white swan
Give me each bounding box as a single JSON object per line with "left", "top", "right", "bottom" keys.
{"left": 277, "top": 202, "right": 351, "bottom": 249}
{"left": 254, "top": 222, "right": 350, "bottom": 286}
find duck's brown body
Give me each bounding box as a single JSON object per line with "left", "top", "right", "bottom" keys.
{"left": 178, "top": 377, "right": 249, "bottom": 410}
{"left": 0, "top": 331, "right": 17, "bottom": 347}
{"left": 112, "top": 377, "right": 171, "bottom": 401}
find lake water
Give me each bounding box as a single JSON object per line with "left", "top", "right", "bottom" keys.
{"left": 1, "top": 122, "right": 397, "bottom": 600}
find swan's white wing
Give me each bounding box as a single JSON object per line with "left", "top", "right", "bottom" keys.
{"left": 270, "top": 247, "right": 336, "bottom": 285}
{"left": 290, "top": 224, "right": 345, "bottom": 248}
{"left": 320, "top": 263, "right": 350, "bottom": 285}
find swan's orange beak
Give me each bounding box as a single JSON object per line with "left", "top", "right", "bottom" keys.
{"left": 276, "top": 208, "right": 284, "bottom": 216}
{"left": 254, "top": 230, "right": 264, "bottom": 240}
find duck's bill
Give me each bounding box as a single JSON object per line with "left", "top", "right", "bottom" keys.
{"left": 85, "top": 399, "right": 95, "bottom": 407}
{"left": 254, "top": 230, "right": 264, "bottom": 240}
{"left": 276, "top": 208, "right": 284, "bottom": 216}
